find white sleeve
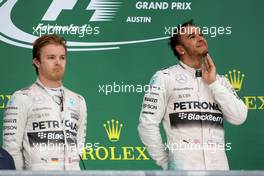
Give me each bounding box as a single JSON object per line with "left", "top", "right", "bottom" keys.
{"left": 2, "top": 92, "right": 28, "bottom": 170}
{"left": 138, "top": 71, "right": 169, "bottom": 170}
{"left": 208, "top": 76, "right": 248, "bottom": 125}
{"left": 77, "top": 96, "right": 87, "bottom": 156}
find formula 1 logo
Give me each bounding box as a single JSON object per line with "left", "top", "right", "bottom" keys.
{"left": 0, "top": 0, "right": 168, "bottom": 51}
{"left": 42, "top": 0, "right": 120, "bottom": 22}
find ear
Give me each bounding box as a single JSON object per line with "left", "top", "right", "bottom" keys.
{"left": 33, "top": 58, "right": 40, "bottom": 68}
{"left": 175, "top": 45, "right": 185, "bottom": 55}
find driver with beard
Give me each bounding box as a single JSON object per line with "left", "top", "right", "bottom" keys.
{"left": 2, "top": 34, "right": 87, "bottom": 170}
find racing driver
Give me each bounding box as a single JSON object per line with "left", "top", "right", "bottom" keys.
{"left": 2, "top": 34, "right": 87, "bottom": 170}
{"left": 138, "top": 20, "right": 248, "bottom": 170}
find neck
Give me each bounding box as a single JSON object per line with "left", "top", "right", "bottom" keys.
{"left": 181, "top": 55, "right": 202, "bottom": 69}
{"left": 38, "top": 76, "right": 62, "bottom": 88}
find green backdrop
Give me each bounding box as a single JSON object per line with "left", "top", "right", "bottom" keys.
{"left": 0, "top": 0, "right": 263, "bottom": 170}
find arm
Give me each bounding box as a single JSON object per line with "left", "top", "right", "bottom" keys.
{"left": 2, "top": 92, "right": 28, "bottom": 170}
{"left": 208, "top": 77, "right": 247, "bottom": 125}
{"left": 202, "top": 54, "right": 247, "bottom": 125}
{"left": 138, "top": 71, "right": 168, "bottom": 170}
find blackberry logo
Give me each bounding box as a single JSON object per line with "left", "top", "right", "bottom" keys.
{"left": 178, "top": 112, "right": 187, "bottom": 119}
{"left": 38, "top": 132, "right": 47, "bottom": 139}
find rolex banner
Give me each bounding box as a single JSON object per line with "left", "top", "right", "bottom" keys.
{"left": 0, "top": 0, "right": 263, "bottom": 170}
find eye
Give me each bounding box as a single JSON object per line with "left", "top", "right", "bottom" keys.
{"left": 60, "top": 56, "right": 66, "bottom": 60}
{"left": 48, "top": 56, "right": 55, "bottom": 59}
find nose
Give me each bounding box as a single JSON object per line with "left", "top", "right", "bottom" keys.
{"left": 55, "top": 57, "right": 61, "bottom": 65}
{"left": 198, "top": 36, "right": 207, "bottom": 45}
{"left": 197, "top": 34, "right": 204, "bottom": 41}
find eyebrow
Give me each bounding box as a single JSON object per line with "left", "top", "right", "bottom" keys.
{"left": 187, "top": 32, "right": 195, "bottom": 38}
{"left": 46, "top": 54, "right": 66, "bottom": 56}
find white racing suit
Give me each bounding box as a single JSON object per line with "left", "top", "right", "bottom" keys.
{"left": 138, "top": 61, "right": 247, "bottom": 170}
{"left": 2, "top": 80, "right": 87, "bottom": 170}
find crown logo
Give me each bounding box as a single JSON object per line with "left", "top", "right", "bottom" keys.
{"left": 104, "top": 119, "right": 123, "bottom": 142}
{"left": 225, "top": 69, "right": 245, "bottom": 92}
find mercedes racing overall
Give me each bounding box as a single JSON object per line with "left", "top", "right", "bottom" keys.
{"left": 3, "top": 80, "right": 87, "bottom": 170}
{"left": 138, "top": 61, "right": 247, "bottom": 170}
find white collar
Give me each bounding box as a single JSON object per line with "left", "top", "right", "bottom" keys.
{"left": 36, "top": 78, "right": 63, "bottom": 90}
{"left": 179, "top": 61, "right": 202, "bottom": 77}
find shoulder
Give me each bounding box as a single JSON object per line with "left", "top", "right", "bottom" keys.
{"left": 64, "top": 88, "right": 87, "bottom": 113}
{"left": 8, "top": 84, "right": 34, "bottom": 104}
{"left": 149, "top": 65, "right": 180, "bottom": 85}
{"left": 152, "top": 65, "right": 179, "bottom": 79}
{"left": 156, "top": 64, "right": 179, "bottom": 75}
{"left": 4, "top": 86, "right": 32, "bottom": 110}
{"left": 64, "top": 87, "right": 86, "bottom": 102}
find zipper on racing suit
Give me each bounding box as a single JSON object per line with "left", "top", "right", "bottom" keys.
{"left": 59, "top": 91, "right": 67, "bottom": 171}
{"left": 196, "top": 70, "right": 207, "bottom": 169}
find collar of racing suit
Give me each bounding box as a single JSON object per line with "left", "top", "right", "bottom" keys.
{"left": 35, "top": 79, "right": 64, "bottom": 90}
{"left": 179, "top": 61, "right": 202, "bottom": 78}
{"left": 35, "top": 79, "right": 65, "bottom": 111}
